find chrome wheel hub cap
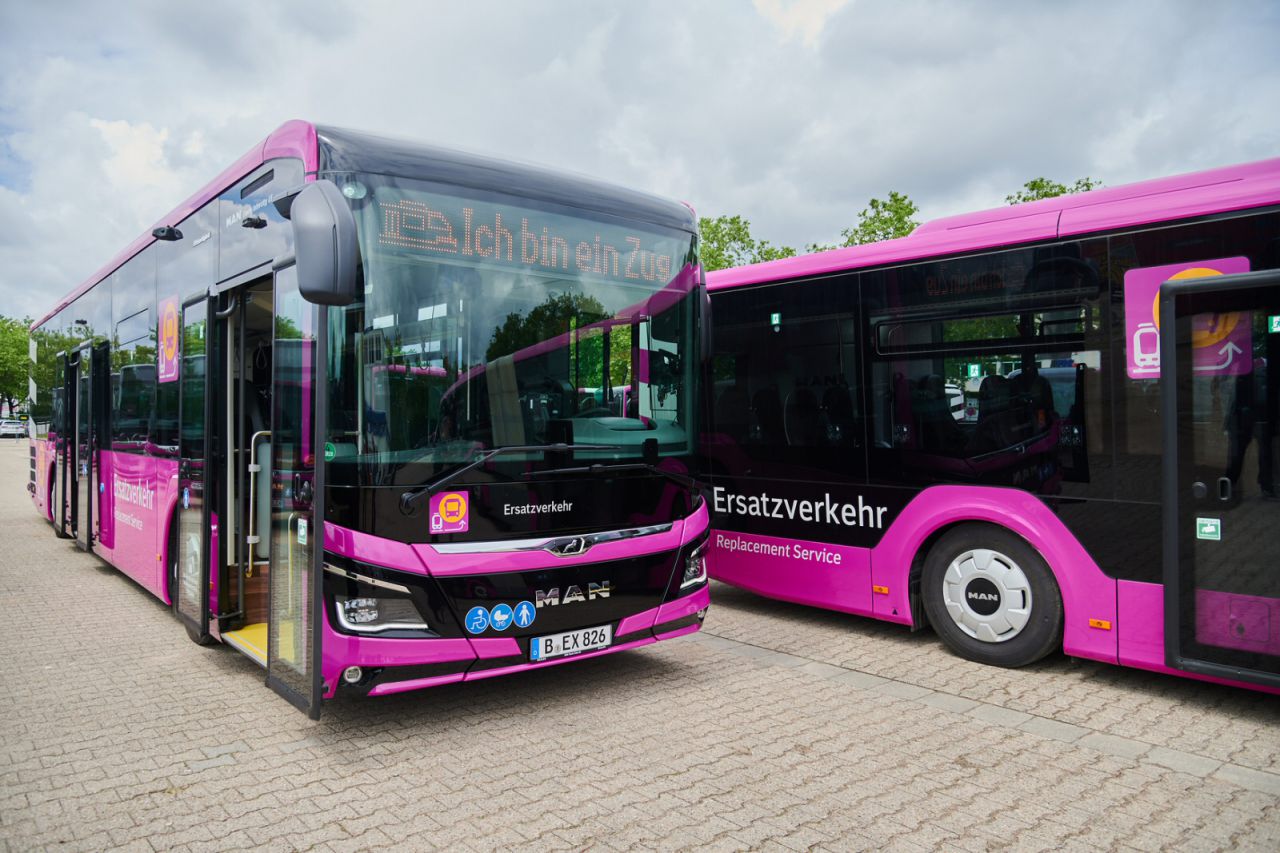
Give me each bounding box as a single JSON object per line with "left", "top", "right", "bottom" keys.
{"left": 941, "top": 548, "right": 1032, "bottom": 643}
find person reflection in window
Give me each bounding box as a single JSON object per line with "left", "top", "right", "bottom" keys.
{"left": 1225, "top": 357, "right": 1274, "bottom": 498}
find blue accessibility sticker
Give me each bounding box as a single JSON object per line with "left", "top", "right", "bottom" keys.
{"left": 464, "top": 606, "right": 490, "bottom": 634}
{"left": 513, "top": 600, "right": 536, "bottom": 629}
{"left": 489, "top": 603, "right": 514, "bottom": 632}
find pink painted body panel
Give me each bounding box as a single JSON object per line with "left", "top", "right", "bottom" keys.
{"left": 96, "top": 450, "right": 163, "bottom": 594}
{"left": 708, "top": 157, "right": 1280, "bottom": 292}
{"left": 33, "top": 438, "right": 54, "bottom": 520}
{"left": 617, "top": 583, "right": 711, "bottom": 635}
{"left": 469, "top": 638, "right": 521, "bottom": 659}
{"left": 710, "top": 530, "right": 874, "bottom": 618}
{"left": 709, "top": 486, "right": 1120, "bottom": 662}
{"left": 369, "top": 673, "right": 466, "bottom": 696}
{"left": 318, "top": 508, "right": 710, "bottom": 696}
{"left": 324, "top": 521, "right": 429, "bottom": 575}
{"left": 872, "top": 487, "right": 1118, "bottom": 661}
{"left": 1117, "top": 581, "right": 1280, "bottom": 695}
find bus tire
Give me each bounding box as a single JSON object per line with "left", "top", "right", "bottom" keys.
{"left": 921, "top": 524, "right": 1062, "bottom": 668}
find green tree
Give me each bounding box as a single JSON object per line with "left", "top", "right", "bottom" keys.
{"left": 698, "top": 214, "right": 796, "bottom": 272}
{"left": 1005, "top": 176, "right": 1101, "bottom": 205}
{"left": 486, "top": 292, "right": 608, "bottom": 363}
{"left": 0, "top": 316, "right": 31, "bottom": 417}
{"left": 808, "top": 190, "right": 920, "bottom": 252}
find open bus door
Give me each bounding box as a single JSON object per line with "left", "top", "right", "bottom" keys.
{"left": 68, "top": 341, "right": 108, "bottom": 550}
{"left": 265, "top": 262, "right": 325, "bottom": 719}
{"left": 175, "top": 296, "right": 213, "bottom": 642}
{"left": 54, "top": 351, "right": 74, "bottom": 538}
{"left": 1161, "top": 269, "right": 1280, "bottom": 689}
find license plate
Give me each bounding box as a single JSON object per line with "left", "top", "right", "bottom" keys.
{"left": 529, "top": 624, "right": 613, "bottom": 661}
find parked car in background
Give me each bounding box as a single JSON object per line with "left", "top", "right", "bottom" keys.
{"left": 0, "top": 420, "right": 27, "bottom": 438}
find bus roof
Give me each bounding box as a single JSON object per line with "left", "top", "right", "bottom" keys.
{"left": 707, "top": 156, "right": 1280, "bottom": 291}
{"left": 316, "top": 125, "right": 698, "bottom": 235}
{"left": 31, "top": 120, "right": 319, "bottom": 331}
{"left": 33, "top": 121, "right": 702, "bottom": 332}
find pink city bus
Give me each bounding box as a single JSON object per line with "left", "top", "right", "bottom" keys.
{"left": 27, "top": 121, "right": 710, "bottom": 717}
{"left": 703, "top": 158, "right": 1280, "bottom": 693}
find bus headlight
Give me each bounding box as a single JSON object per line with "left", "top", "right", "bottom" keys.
{"left": 335, "top": 593, "right": 430, "bottom": 633}
{"left": 325, "top": 561, "right": 432, "bottom": 635}
{"left": 681, "top": 541, "right": 708, "bottom": 589}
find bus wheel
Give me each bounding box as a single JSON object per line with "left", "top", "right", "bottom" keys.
{"left": 921, "top": 524, "right": 1062, "bottom": 668}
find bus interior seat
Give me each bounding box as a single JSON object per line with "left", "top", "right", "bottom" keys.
{"left": 1009, "top": 367, "right": 1055, "bottom": 431}
{"left": 822, "top": 386, "right": 855, "bottom": 445}
{"left": 751, "top": 387, "right": 785, "bottom": 445}
{"left": 970, "top": 374, "right": 1028, "bottom": 452}
{"left": 784, "top": 387, "right": 827, "bottom": 446}
{"left": 914, "top": 375, "right": 965, "bottom": 453}
{"left": 716, "top": 385, "right": 750, "bottom": 441}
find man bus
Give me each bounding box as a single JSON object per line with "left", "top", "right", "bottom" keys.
{"left": 28, "top": 121, "right": 710, "bottom": 718}
{"left": 703, "top": 157, "right": 1279, "bottom": 693}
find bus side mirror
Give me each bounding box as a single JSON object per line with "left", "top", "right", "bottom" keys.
{"left": 290, "top": 180, "right": 360, "bottom": 306}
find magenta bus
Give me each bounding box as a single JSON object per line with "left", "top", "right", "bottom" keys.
{"left": 703, "top": 158, "right": 1280, "bottom": 693}
{"left": 27, "top": 121, "right": 710, "bottom": 717}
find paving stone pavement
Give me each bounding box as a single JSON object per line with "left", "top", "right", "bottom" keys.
{"left": 0, "top": 441, "right": 1277, "bottom": 852}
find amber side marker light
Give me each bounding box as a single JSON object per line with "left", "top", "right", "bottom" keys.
{"left": 1088, "top": 618, "right": 1112, "bottom": 630}
{"left": 872, "top": 585, "right": 890, "bottom": 595}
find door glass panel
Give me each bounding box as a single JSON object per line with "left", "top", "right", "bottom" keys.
{"left": 75, "top": 356, "right": 91, "bottom": 548}
{"left": 267, "top": 266, "right": 318, "bottom": 710}
{"left": 176, "top": 302, "right": 208, "bottom": 626}
{"left": 1175, "top": 290, "right": 1279, "bottom": 678}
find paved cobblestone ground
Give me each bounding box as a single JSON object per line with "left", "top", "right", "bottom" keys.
{"left": 1, "top": 441, "right": 1277, "bottom": 851}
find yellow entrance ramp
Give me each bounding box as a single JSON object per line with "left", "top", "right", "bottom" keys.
{"left": 223, "top": 623, "right": 268, "bottom": 667}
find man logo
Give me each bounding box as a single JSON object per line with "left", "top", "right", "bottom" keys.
{"left": 548, "top": 536, "right": 590, "bottom": 557}
{"left": 535, "top": 582, "right": 611, "bottom": 608}
{"left": 967, "top": 591, "right": 999, "bottom": 602}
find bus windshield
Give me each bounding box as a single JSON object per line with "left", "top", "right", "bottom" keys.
{"left": 326, "top": 173, "right": 699, "bottom": 486}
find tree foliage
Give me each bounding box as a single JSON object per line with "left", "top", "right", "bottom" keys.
{"left": 0, "top": 316, "right": 31, "bottom": 417}
{"left": 698, "top": 214, "right": 796, "bottom": 273}
{"left": 486, "top": 292, "right": 607, "bottom": 362}
{"left": 807, "top": 190, "right": 921, "bottom": 252}
{"left": 1005, "top": 176, "right": 1101, "bottom": 205}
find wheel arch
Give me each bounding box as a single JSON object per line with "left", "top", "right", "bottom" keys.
{"left": 871, "top": 485, "right": 1118, "bottom": 663}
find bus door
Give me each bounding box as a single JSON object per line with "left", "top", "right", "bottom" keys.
{"left": 266, "top": 263, "right": 324, "bottom": 718}
{"left": 1161, "top": 269, "right": 1280, "bottom": 689}
{"left": 71, "top": 341, "right": 107, "bottom": 551}
{"left": 175, "top": 296, "right": 213, "bottom": 641}
{"left": 55, "top": 350, "right": 74, "bottom": 538}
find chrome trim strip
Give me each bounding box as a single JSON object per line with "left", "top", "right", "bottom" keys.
{"left": 432, "top": 522, "right": 674, "bottom": 555}
{"left": 323, "top": 563, "right": 412, "bottom": 594}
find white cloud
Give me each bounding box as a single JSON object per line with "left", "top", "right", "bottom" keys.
{"left": 0, "top": 0, "right": 1277, "bottom": 323}
{"left": 754, "top": 0, "right": 852, "bottom": 48}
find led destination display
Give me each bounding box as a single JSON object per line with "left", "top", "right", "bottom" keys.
{"left": 374, "top": 187, "right": 688, "bottom": 286}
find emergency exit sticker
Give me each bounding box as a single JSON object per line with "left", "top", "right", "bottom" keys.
{"left": 430, "top": 491, "right": 470, "bottom": 534}
{"left": 1196, "top": 518, "right": 1221, "bottom": 541}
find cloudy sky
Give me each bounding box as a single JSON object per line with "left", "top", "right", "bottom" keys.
{"left": 2, "top": 0, "right": 1277, "bottom": 322}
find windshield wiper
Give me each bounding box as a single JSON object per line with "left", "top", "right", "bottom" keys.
{"left": 523, "top": 461, "right": 705, "bottom": 494}
{"left": 399, "top": 443, "right": 621, "bottom": 513}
